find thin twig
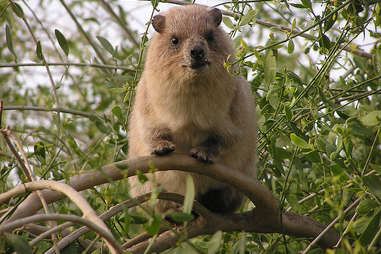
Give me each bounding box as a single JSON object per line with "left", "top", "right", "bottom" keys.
{"left": 3, "top": 106, "right": 94, "bottom": 118}
{"left": 18, "top": 6, "right": 60, "bottom": 109}
{"left": 0, "top": 62, "right": 134, "bottom": 71}
{"left": 301, "top": 197, "right": 361, "bottom": 254}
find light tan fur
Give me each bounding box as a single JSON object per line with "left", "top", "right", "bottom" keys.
{"left": 128, "top": 5, "right": 257, "bottom": 213}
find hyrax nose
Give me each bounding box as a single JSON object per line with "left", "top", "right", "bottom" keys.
{"left": 190, "top": 46, "right": 205, "bottom": 60}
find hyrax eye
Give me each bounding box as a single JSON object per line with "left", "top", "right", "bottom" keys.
{"left": 171, "top": 37, "right": 179, "bottom": 45}
{"left": 205, "top": 31, "right": 214, "bottom": 42}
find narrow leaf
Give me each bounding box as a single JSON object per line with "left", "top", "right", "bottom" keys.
{"left": 363, "top": 175, "right": 381, "bottom": 200}
{"left": 96, "top": 35, "right": 115, "bottom": 56}
{"left": 264, "top": 51, "right": 276, "bottom": 88}
{"left": 360, "top": 111, "right": 381, "bottom": 126}
{"left": 183, "top": 175, "right": 195, "bottom": 214}
{"left": 36, "top": 41, "right": 43, "bottom": 60}
{"left": 301, "top": 0, "right": 311, "bottom": 9}
{"left": 359, "top": 208, "right": 381, "bottom": 246}
{"left": 5, "top": 24, "right": 17, "bottom": 59}
{"left": 290, "top": 133, "right": 311, "bottom": 149}
{"left": 222, "top": 17, "right": 234, "bottom": 29}
{"left": 208, "top": 231, "right": 223, "bottom": 254}
{"left": 287, "top": 39, "right": 295, "bottom": 54}
{"left": 240, "top": 9, "right": 256, "bottom": 26}
{"left": 55, "top": 29, "right": 69, "bottom": 56}
{"left": 166, "top": 212, "right": 194, "bottom": 223}
{"left": 130, "top": 214, "right": 149, "bottom": 224}
{"left": 112, "top": 106, "right": 124, "bottom": 123}
{"left": 10, "top": 2, "right": 24, "bottom": 18}
{"left": 319, "top": 34, "right": 331, "bottom": 49}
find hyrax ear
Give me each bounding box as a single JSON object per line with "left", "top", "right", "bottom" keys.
{"left": 152, "top": 14, "right": 166, "bottom": 33}
{"left": 207, "top": 8, "right": 222, "bottom": 27}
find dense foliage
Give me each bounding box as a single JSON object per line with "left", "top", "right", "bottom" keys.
{"left": 0, "top": 0, "right": 380, "bottom": 253}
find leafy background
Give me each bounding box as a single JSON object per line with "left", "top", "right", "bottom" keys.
{"left": 0, "top": 0, "right": 381, "bottom": 253}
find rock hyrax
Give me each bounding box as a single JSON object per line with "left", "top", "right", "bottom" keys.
{"left": 128, "top": 4, "right": 257, "bottom": 214}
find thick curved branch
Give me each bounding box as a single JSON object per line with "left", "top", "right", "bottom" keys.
{"left": 8, "top": 153, "right": 278, "bottom": 222}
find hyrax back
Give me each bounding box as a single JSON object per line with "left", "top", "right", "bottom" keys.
{"left": 128, "top": 5, "right": 257, "bottom": 214}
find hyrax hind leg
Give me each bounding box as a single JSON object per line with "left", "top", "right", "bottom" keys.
{"left": 198, "top": 187, "right": 243, "bottom": 214}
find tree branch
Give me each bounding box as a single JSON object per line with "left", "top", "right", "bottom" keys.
{"left": 0, "top": 180, "right": 120, "bottom": 254}
{"left": 0, "top": 62, "right": 134, "bottom": 71}
{"left": 5, "top": 154, "right": 339, "bottom": 252}
{"left": 0, "top": 214, "right": 122, "bottom": 254}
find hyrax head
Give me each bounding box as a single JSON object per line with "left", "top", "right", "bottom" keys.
{"left": 147, "top": 5, "right": 234, "bottom": 76}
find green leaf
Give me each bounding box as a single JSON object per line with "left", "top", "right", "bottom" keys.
{"left": 360, "top": 111, "right": 381, "bottom": 126}
{"left": 34, "top": 141, "right": 46, "bottom": 162}
{"left": 112, "top": 106, "right": 124, "bottom": 123}
{"left": 304, "top": 150, "right": 320, "bottom": 163}
{"left": 357, "top": 199, "right": 379, "bottom": 215}
{"left": 36, "top": 41, "right": 43, "bottom": 60}
{"left": 363, "top": 175, "right": 381, "bottom": 200}
{"left": 290, "top": 133, "right": 311, "bottom": 149}
{"left": 370, "top": 163, "right": 381, "bottom": 174}
{"left": 5, "top": 233, "right": 33, "bottom": 254}
{"left": 285, "top": 106, "right": 292, "bottom": 121}
{"left": 264, "top": 51, "right": 276, "bottom": 88}
{"left": 136, "top": 170, "right": 148, "bottom": 184}
{"left": 208, "top": 231, "right": 223, "bottom": 254}
{"left": 324, "top": 11, "right": 336, "bottom": 32}
{"left": 266, "top": 85, "right": 280, "bottom": 109}
{"left": 290, "top": 3, "right": 306, "bottom": 8}
{"left": 96, "top": 35, "right": 115, "bottom": 56}
{"left": 359, "top": 208, "right": 381, "bottom": 246}
{"left": 287, "top": 39, "right": 295, "bottom": 54}
{"left": 223, "top": 17, "right": 234, "bottom": 29}
{"left": 67, "top": 136, "right": 81, "bottom": 155}
{"left": 89, "top": 115, "right": 109, "bottom": 133}
{"left": 240, "top": 9, "right": 256, "bottom": 26}
{"left": 130, "top": 214, "right": 149, "bottom": 224}
{"left": 55, "top": 29, "right": 69, "bottom": 56}
{"left": 166, "top": 212, "right": 194, "bottom": 223}
{"left": 183, "top": 175, "right": 195, "bottom": 214}
{"left": 10, "top": 2, "right": 24, "bottom": 18}
{"left": 300, "top": 0, "right": 311, "bottom": 9}
{"left": 319, "top": 34, "right": 331, "bottom": 49}
{"left": 145, "top": 214, "right": 162, "bottom": 235}
{"left": 6, "top": 24, "right": 17, "bottom": 59}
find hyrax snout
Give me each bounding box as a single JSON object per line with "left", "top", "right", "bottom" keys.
{"left": 128, "top": 4, "right": 257, "bottom": 214}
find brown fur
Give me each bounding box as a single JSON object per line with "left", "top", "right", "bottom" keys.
{"left": 128, "top": 5, "right": 257, "bottom": 214}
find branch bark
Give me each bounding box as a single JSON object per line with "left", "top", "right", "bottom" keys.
{"left": 4, "top": 154, "right": 339, "bottom": 252}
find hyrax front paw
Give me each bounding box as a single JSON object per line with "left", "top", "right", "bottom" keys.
{"left": 190, "top": 146, "right": 217, "bottom": 164}
{"left": 152, "top": 140, "right": 176, "bottom": 156}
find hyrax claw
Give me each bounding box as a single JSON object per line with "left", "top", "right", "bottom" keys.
{"left": 152, "top": 141, "right": 176, "bottom": 155}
